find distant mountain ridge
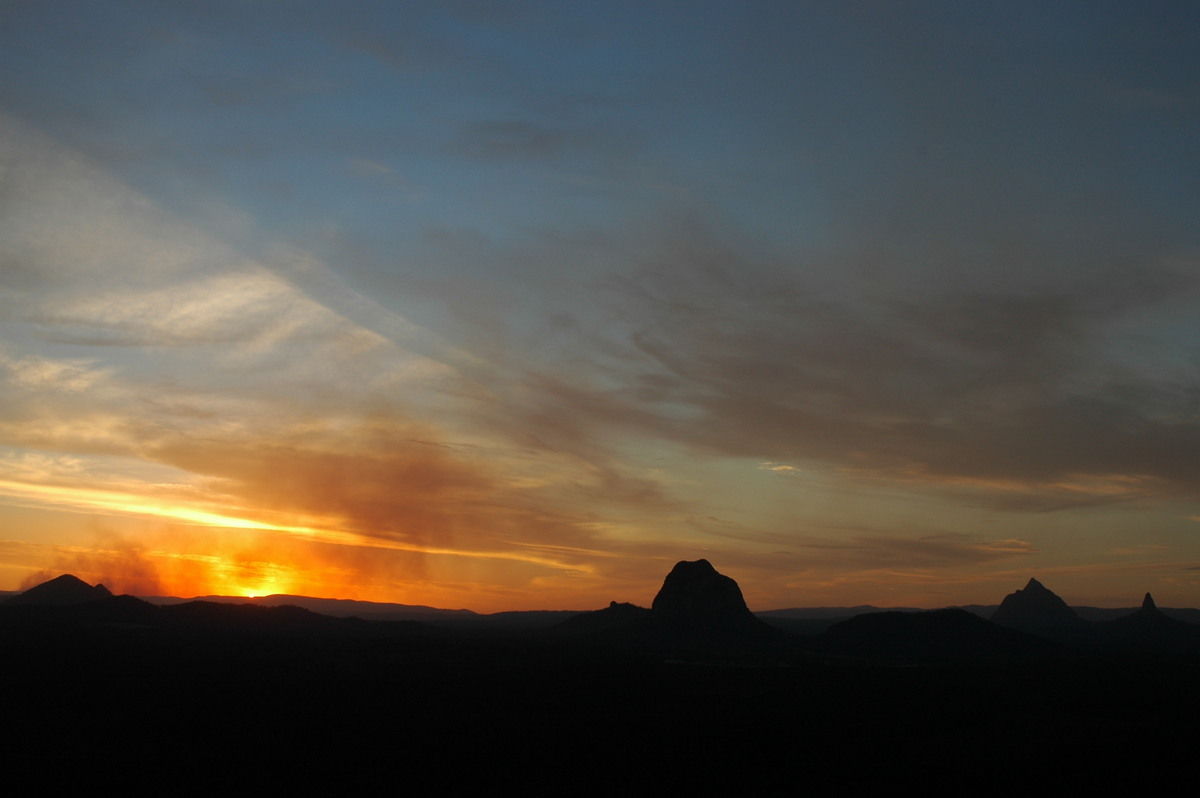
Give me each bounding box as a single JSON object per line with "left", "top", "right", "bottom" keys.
{"left": 9, "top": 572, "right": 1200, "bottom": 637}
{"left": 145, "top": 593, "right": 480, "bottom": 622}
{"left": 6, "top": 575, "right": 1198, "bottom": 794}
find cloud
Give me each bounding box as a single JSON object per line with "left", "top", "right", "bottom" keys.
{"left": 726, "top": 525, "right": 1035, "bottom": 572}
{"left": 27, "top": 527, "right": 168, "bottom": 595}
{"left": 446, "top": 119, "right": 601, "bottom": 161}
{"left": 416, "top": 199, "right": 1200, "bottom": 514}
{"left": 0, "top": 119, "right": 692, "bottom": 598}
{"left": 2, "top": 354, "right": 111, "bottom": 393}
{"left": 567, "top": 213, "right": 1200, "bottom": 505}
{"left": 346, "top": 158, "right": 405, "bottom": 185}
{"left": 3, "top": 3, "right": 1199, "bottom": 609}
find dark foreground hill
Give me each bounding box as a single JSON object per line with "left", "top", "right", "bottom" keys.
{"left": 823, "top": 607, "right": 1060, "bottom": 663}
{"left": 4, "top": 571, "right": 1200, "bottom": 792}
{"left": 4, "top": 598, "right": 1198, "bottom": 793}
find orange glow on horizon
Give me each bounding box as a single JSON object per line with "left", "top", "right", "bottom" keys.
{"left": 0, "top": 476, "right": 600, "bottom": 590}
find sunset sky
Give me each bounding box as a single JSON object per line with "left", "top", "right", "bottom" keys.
{"left": 2, "top": 1, "right": 1199, "bottom": 611}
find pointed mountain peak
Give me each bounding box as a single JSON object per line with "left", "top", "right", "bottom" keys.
{"left": 1098, "top": 589, "right": 1194, "bottom": 651}
{"left": 992, "top": 577, "right": 1085, "bottom": 634}
{"left": 44, "top": 573, "right": 90, "bottom": 587}
{"left": 8, "top": 573, "right": 113, "bottom": 606}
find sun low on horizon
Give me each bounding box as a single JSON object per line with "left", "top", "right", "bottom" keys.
{"left": 3, "top": 2, "right": 1200, "bottom": 613}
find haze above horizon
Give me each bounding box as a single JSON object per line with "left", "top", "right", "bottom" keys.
{"left": 2, "top": 2, "right": 1199, "bottom": 613}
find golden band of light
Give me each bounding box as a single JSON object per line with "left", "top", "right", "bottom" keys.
{"left": 0, "top": 477, "right": 593, "bottom": 572}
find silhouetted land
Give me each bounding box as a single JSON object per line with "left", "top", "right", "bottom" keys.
{"left": 4, "top": 567, "right": 1199, "bottom": 793}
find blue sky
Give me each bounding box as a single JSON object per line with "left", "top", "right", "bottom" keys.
{"left": 2, "top": 1, "right": 1199, "bottom": 610}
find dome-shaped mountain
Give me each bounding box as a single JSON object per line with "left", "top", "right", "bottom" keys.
{"left": 551, "top": 559, "right": 778, "bottom": 652}
{"left": 7, "top": 574, "right": 113, "bottom": 606}
{"left": 990, "top": 578, "right": 1087, "bottom": 638}
{"left": 651, "top": 559, "right": 764, "bottom": 635}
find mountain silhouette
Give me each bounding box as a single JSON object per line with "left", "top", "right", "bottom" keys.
{"left": 551, "top": 600, "right": 653, "bottom": 643}
{"left": 651, "top": 558, "right": 771, "bottom": 636}
{"left": 4, "top": 573, "right": 1198, "bottom": 793}
{"left": 822, "top": 608, "right": 1056, "bottom": 663}
{"left": 1096, "top": 592, "right": 1200, "bottom": 653}
{"left": 552, "top": 559, "right": 780, "bottom": 654}
{"left": 7, "top": 574, "right": 113, "bottom": 606}
{"left": 990, "top": 577, "right": 1088, "bottom": 639}
{"left": 149, "top": 593, "right": 480, "bottom": 623}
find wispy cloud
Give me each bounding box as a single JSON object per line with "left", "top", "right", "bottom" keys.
{"left": 2, "top": 3, "right": 1199, "bottom": 609}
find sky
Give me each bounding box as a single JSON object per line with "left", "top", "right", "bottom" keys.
{"left": 1, "top": 1, "right": 1199, "bottom": 612}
